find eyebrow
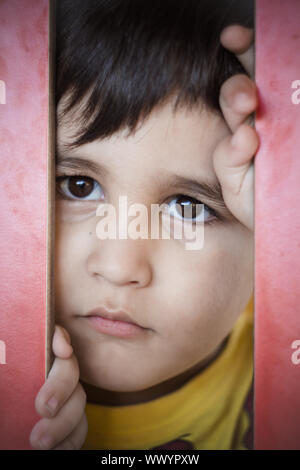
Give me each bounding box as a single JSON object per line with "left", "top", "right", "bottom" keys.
{"left": 56, "top": 154, "right": 236, "bottom": 221}
{"left": 56, "top": 154, "right": 110, "bottom": 178}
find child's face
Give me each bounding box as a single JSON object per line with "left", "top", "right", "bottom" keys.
{"left": 55, "top": 98, "right": 253, "bottom": 393}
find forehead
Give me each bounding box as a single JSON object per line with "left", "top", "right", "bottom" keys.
{"left": 57, "top": 99, "right": 229, "bottom": 183}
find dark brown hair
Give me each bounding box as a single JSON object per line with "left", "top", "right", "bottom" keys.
{"left": 56, "top": 0, "right": 253, "bottom": 147}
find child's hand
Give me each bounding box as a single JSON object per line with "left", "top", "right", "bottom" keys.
{"left": 29, "top": 325, "right": 88, "bottom": 450}
{"left": 213, "top": 25, "right": 259, "bottom": 231}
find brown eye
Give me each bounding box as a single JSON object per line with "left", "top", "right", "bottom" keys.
{"left": 174, "top": 195, "right": 203, "bottom": 219}
{"left": 56, "top": 175, "right": 104, "bottom": 200}
{"left": 68, "top": 176, "right": 94, "bottom": 198}
{"left": 166, "top": 194, "right": 217, "bottom": 224}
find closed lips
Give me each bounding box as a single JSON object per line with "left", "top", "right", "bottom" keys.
{"left": 86, "top": 307, "right": 144, "bottom": 328}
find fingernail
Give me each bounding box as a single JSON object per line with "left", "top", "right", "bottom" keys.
{"left": 45, "top": 396, "right": 58, "bottom": 416}
{"left": 38, "top": 435, "right": 53, "bottom": 450}
{"left": 58, "top": 325, "right": 72, "bottom": 345}
{"left": 234, "top": 92, "right": 250, "bottom": 108}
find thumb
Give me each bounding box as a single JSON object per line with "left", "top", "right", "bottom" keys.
{"left": 52, "top": 325, "right": 73, "bottom": 359}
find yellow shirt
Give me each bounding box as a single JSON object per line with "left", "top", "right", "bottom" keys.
{"left": 82, "top": 296, "right": 254, "bottom": 450}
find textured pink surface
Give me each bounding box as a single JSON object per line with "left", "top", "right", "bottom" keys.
{"left": 0, "top": 0, "right": 49, "bottom": 449}
{"left": 255, "top": 0, "right": 300, "bottom": 450}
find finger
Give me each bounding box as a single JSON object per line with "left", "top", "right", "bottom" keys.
{"left": 220, "top": 74, "right": 257, "bottom": 133}
{"left": 238, "top": 43, "right": 254, "bottom": 79}
{"left": 213, "top": 124, "right": 259, "bottom": 231}
{"left": 34, "top": 353, "right": 80, "bottom": 418}
{"left": 52, "top": 324, "right": 73, "bottom": 359}
{"left": 220, "top": 25, "right": 254, "bottom": 77}
{"left": 53, "top": 414, "right": 88, "bottom": 450}
{"left": 30, "top": 383, "right": 87, "bottom": 450}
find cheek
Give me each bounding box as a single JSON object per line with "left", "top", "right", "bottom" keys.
{"left": 54, "top": 216, "right": 93, "bottom": 313}
{"left": 157, "top": 226, "right": 253, "bottom": 346}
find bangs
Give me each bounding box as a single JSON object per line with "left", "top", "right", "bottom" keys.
{"left": 56, "top": 0, "right": 253, "bottom": 147}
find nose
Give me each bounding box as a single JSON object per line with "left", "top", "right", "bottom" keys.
{"left": 87, "top": 237, "right": 153, "bottom": 288}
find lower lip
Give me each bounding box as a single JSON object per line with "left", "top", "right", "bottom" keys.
{"left": 85, "top": 316, "right": 147, "bottom": 339}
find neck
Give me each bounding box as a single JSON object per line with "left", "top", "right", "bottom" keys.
{"left": 82, "top": 335, "right": 229, "bottom": 407}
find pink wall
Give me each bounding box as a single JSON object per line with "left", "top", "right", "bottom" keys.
{"left": 0, "top": 0, "right": 50, "bottom": 449}
{"left": 255, "top": 0, "right": 300, "bottom": 450}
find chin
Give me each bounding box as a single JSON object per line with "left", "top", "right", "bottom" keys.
{"left": 79, "top": 364, "right": 166, "bottom": 393}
